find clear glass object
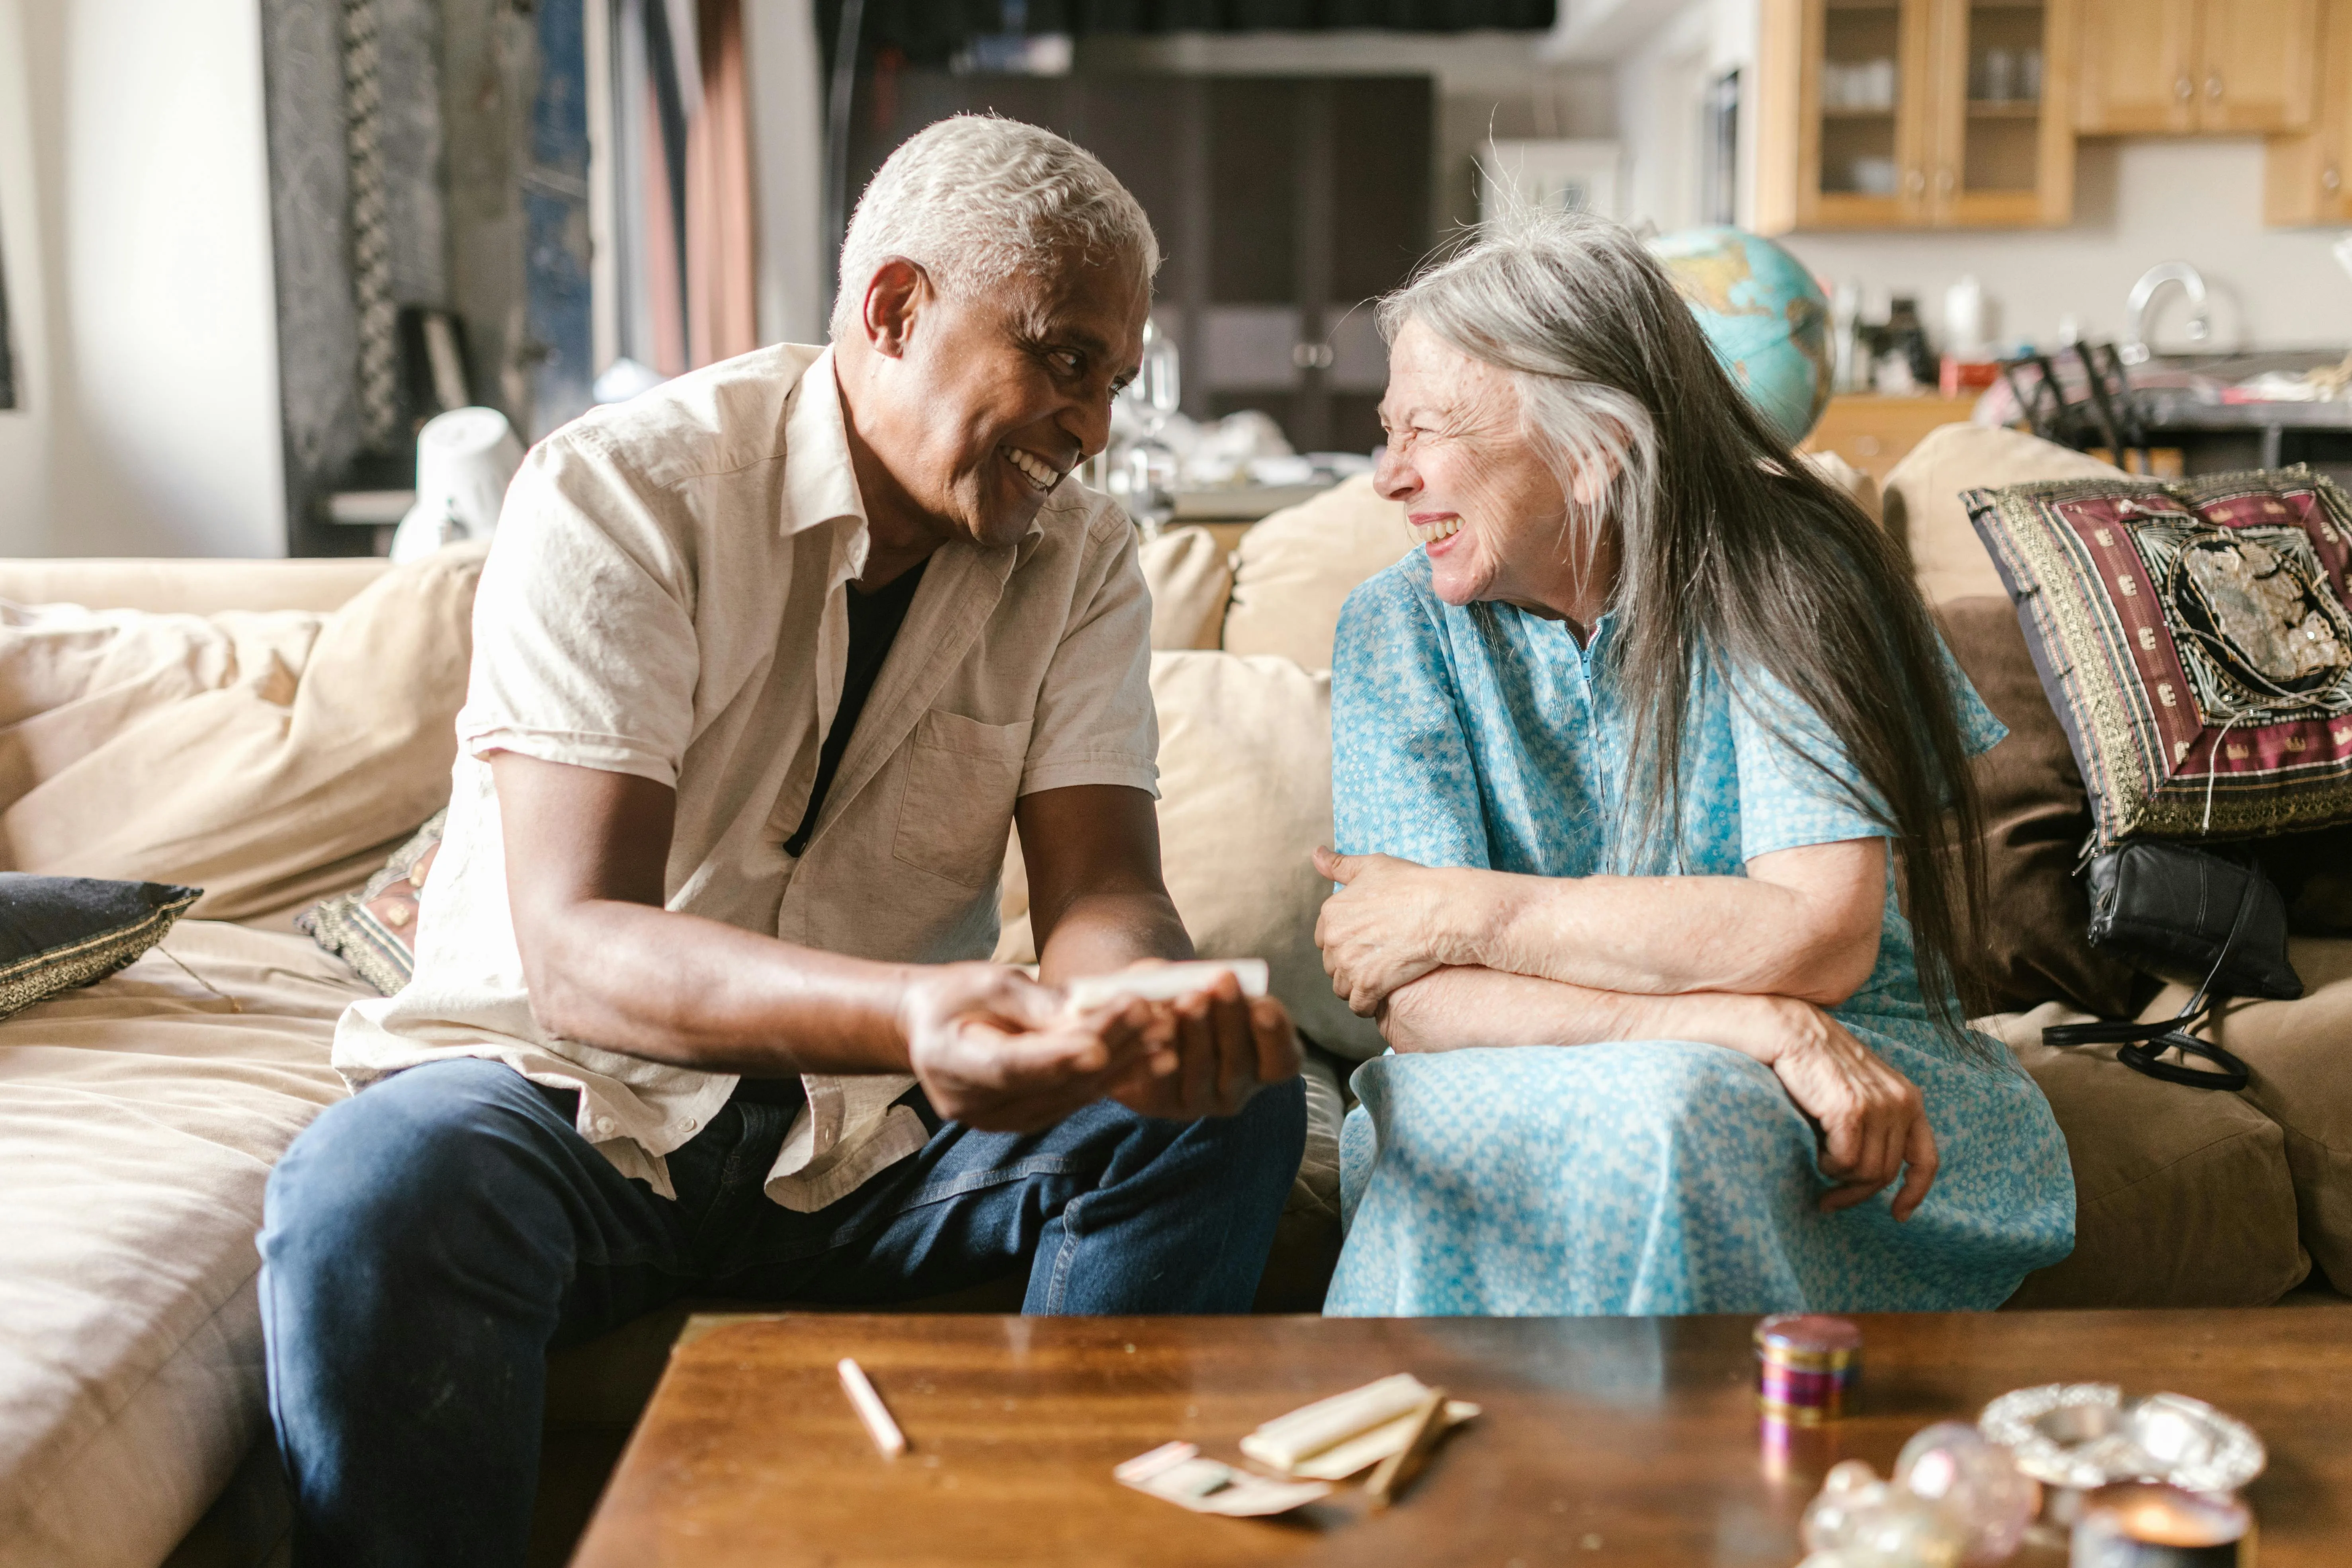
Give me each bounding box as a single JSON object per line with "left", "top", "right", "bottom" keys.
{"left": 1115, "top": 319, "right": 1182, "bottom": 537}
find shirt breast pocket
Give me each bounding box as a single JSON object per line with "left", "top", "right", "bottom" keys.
{"left": 891, "top": 708, "right": 1033, "bottom": 889}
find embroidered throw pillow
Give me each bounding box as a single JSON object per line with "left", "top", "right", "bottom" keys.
{"left": 297, "top": 810, "right": 445, "bottom": 994}
{"left": 0, "top": 873, "right": 202, "bottom": 1019}
{"left": 1965, "top": 466, "right": 2352, "bottom": 846}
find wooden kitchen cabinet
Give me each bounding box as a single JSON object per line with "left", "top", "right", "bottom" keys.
{"left": 2264, "top": 0, "right": 2352, "bottom": 221}
{"left": 1759, "top": 0, "right": 2073, "bottom": 232}
{"left": 2077, "top": 0, "right": 2319, "bottom": 135}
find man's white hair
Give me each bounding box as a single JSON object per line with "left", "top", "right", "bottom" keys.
{"left": 830, "top": 115, "right": 1159, "bottom": 341}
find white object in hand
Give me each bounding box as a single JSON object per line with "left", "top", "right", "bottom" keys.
{"left": 1063, "top": 958, "right": 1269, "bottom": 1011}
{"left": 837, "top": 1357, "right": 906, "bottom": 1457}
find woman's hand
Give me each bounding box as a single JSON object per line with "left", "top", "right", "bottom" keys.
{"left": 1749, "top": 995, "right": 1938, "bottom": 1220}
{"left": 1313, "top": 847, "right": 1472, "bottom": 1016}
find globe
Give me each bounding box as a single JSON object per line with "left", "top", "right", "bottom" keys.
{"left": 1648, "top": 227, "right": 1833, "bottom": 448}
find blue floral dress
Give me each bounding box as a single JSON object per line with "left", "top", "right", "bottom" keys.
{"left": 1323, "top": 551, "right": 2075, "bottom": 1317}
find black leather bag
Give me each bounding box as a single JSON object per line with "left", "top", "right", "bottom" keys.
{"left": 2043, "top": 842, "right": 2301, "bottom": 1091}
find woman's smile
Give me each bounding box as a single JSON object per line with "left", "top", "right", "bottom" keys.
{"left": 1408, "top": 512, "right": 1463, "bottom": 547}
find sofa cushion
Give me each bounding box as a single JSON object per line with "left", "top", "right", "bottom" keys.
{"left": 1938, "top": 598, "right": 2139, "bottom": 1018}
{"left": 1883, "top": 424, "right": 2124, "bottom": 604}
{"left": 1137, "top": 527, "right": 1233, "bottom": 652}
{"left": 2133, "top": 936, "right": 2352, "bottom": 1293}
{"left": 0, "top": 875, "right": 201, "bottom": 1021}
{"left": 1220, "top": 476, "right": 1414, "bottom": 670}
{"left": 1965, "top": 467, "right": 2352, "bottom": 846}
{"left": 0, "top": 920, "right": 363, "bottom": 1568}
{"left": 1799, "top": 450, "right": 1883, "bottom": 526}
{"left": 296, "top": 812, "right": 447, "bottom": 994}
{"left": 0, "top": 542, "right": 486, "bottom": 921}
{"left": 994, "top": 651, "right": 1383, "bottom": 1061}
{"left": 1980, "top": 1004, "right": 2308, "bottom": 1307}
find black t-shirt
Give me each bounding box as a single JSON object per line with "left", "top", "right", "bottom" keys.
{"left": 738, "top": 558, "right": 928, "bottom": 1109}
{"left": 783, "top": 556, "right": 928, "bottom": 858}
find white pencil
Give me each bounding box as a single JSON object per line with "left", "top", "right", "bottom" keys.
{"left": 837, "top": 1357, "right": 907, "bottom": 1457}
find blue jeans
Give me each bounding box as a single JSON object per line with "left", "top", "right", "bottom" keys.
{"left": 258, "top": 1057, "right": 1304, "bottom": 1567}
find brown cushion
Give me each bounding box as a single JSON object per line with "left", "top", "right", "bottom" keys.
{"left": 2136, "top": 936, "right": 2352, "bottom": 1293}
{"left": 1939, "top": 597, "right": 2139, "bottom": 1017}
{"left": 1983, "top": 1004, "right": 2309, "bottom": 1307}
{"left": 1963, "top": 467, "right": 2352, "bottom": 846}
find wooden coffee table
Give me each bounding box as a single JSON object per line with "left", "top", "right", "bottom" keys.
{"left": 571, "top": 1308, "right": 2352, "bottom": 1566}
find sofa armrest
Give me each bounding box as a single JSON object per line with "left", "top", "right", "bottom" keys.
{"left": 0, "top": 557, "right": 391, "bottom": 616}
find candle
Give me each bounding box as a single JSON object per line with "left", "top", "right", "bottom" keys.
{"left": 2071, "top": 1483, "right": 2250, "bottom": 1568}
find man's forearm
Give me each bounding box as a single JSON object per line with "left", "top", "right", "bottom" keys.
{"left": 1381, "top": 965, "right": 1780, "bottom": 1065}
{"left": 522, "top": 899, "right": 916, "bottom": 1077}
{"left": 1033, "top": 890, "right": 1192, "bottom": 988}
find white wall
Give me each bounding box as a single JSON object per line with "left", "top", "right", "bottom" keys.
{"left": 1776, "top": 139, "right": 2352, "bottom": 356}
{"left": 0, "top": 0, "right": 286, "bottom": 559}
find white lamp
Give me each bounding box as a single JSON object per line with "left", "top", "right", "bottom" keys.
{"left": 390, "top": 407, "right": 524, "bottom": 563}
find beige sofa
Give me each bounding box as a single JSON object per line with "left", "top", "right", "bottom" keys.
{"left": 3, "top": 433, "right": 2347, "bottom": 1568}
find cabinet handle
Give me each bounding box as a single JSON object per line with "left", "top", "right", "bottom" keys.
{"left": 1906, "top": 167, "right": 1927, "bottom": 193}
{"left": 2207, "top": 72, "right": 2224, "bottom": 100}
{"left": 2175, "top": 75, "right": 2195, "bottom": 101}
{"left": 2325, "top": 165, "right": 2342, "bottom": 193}
{"left": 1937, "top": 166, "right": 1956, "bottom": 194}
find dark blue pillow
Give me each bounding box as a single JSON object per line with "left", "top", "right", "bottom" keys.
{"left": 0, "top": 875, "right": 203, "bottom": 1020}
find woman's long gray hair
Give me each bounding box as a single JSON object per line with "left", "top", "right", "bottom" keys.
{"left": 1380, "top": 205, "right": 1989, "bottom": 1024}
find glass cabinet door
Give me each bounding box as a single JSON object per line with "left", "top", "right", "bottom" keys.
{"left": 1935, "top": 0, "right": 2073, "bottom": 225}
{"left": 1808, "top": 0, "right": 1929, "bottom": 225}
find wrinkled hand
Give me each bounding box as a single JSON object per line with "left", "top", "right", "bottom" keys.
{"left": 1754, "top": 996, "right": 1939, "bottom": 1220}
{"left": 1097, "top": 968, "right": 1303, "bottom": 1121}
{"left": 1313, "top": 847, "right": 1458, "bottom": 1017}
{"left": 899, "top": 963, "right": 1155, "bottom": 1133}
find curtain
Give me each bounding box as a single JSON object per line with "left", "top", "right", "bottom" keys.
{"left": 612, "top": 0, "right": 759, "bottom": 376}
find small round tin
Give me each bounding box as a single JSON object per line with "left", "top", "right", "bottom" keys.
{"left": 1755, "top": 1313, "right": 1862, "bottom": 1425}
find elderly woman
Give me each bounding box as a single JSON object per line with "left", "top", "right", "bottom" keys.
{"left": 1312, "top": 210, "right": 2074, "bottom": 1317}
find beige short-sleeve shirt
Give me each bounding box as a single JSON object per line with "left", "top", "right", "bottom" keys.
{"left": 332, "top": 344, "right": 1160, "bottom": 1210}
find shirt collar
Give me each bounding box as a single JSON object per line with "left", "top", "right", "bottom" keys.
{"left": 780, "top": 344, "right": 1055, "bottom": 559}
{"left": 780, "top": 346, "right": 869, "bottom": 546}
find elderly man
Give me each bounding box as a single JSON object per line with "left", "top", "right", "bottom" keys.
{"left": 258, "top": 117, "right": 1305, "bottom": 1564}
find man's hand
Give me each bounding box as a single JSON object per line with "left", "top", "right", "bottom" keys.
{"left": 1095, "top": 970, "right": 1302, "bottom": 1120}
{"left": 1313, "top": 846, "right": 1463, "bottom": 1016}
{"left": 1749, "top": 996, "right": 1939, "bottom": 1220}
{"left": 898, "top": 963, "right": 1167, "bottom": 1133}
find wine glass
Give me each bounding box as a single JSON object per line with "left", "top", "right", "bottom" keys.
{"left": 1117, "top": 320, "right": 1182, "bottom": 536}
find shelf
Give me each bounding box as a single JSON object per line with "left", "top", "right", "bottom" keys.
{"left": 1822, "top": 105, "right": 1901, "bottom": 117}
{"left": 1966, "top": 99, "right": 2042, "bottom": 117}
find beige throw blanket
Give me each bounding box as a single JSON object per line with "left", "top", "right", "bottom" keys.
{"left": 0, "top": 543, "right": 485, "bottom": 921}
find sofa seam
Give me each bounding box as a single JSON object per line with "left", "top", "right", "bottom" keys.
{"left": 2074, "top": 1121, "right": 2290, "bottom": 1207}
{"left": 14, "top": 1257, "right": 266, "bottom": 1513}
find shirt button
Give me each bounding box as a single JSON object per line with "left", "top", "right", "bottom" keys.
{"left": 682, "top": 1116, "right": 700, "bottom": 1133}
{"left": 591, "top": 1118, "right": 614, "bottom": 1138}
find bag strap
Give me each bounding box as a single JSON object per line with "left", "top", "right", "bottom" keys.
{"left": 2042, "top": 854, "right": 2256, "bottom": 1092}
